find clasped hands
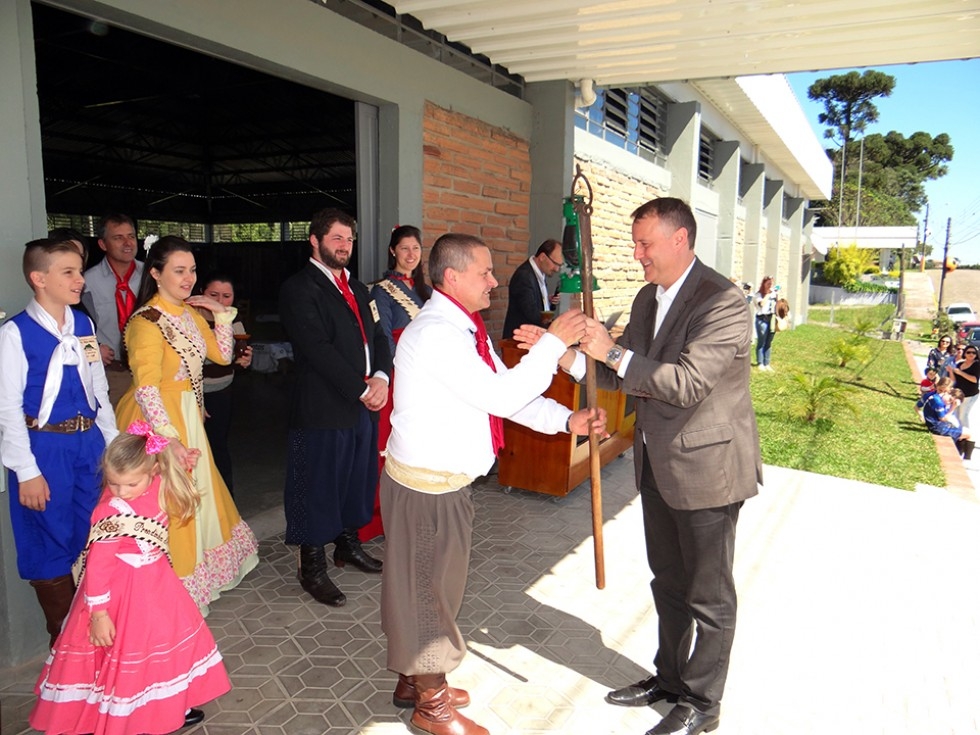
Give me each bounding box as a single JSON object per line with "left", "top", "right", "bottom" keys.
{"left": 513, "top": 310, "right": 616, "bottom": 363}
{"left": 361, "top": 376, "right": 389, "bottom": 412}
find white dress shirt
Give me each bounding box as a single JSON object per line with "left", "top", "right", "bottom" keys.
{"left": 387, "top": 291, "right": 571, "bottom": 484}
{"left": 529, "top": 256, "right": 549, "bottom": 311}
{"left": 0, "top": 301, "right": 117, "bottom": 482}
{"left": 570, "top": 257, "right": 697, "bottom": 380}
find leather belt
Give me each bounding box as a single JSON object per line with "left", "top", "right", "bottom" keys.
{"left": 105, "top": 360, "right": 129, "bottom": 372}
{"left": 25, "top": 414, "right": 95, "bottom": 433}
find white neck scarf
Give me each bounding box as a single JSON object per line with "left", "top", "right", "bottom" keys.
{"left": 26, "top": 301, "right": 96, "bottom": 427}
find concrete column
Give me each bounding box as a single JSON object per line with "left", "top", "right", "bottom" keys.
{"left": 763, "top": 179, "right": 784, "bottom": 280}
{"left": 784, "top": 196, "right": 805, "bottom": 325}
{"left": 741, "top": 163, "right": 765, "bottom": 290}
{"left": 800, "top": 209, "right": 816, "bottom": 324}
{"left": 664, "top": 101, "right": 700, "bottom": 204}
{"left": 527, "top": 80, "right": 575, "bottom": 255}
{"left": 712, "top": 140, "right": 740, "bottom": 279}
{"left": 0, "top": 0, "right": 49, "bottom": 668}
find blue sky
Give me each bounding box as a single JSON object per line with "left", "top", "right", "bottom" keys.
{"left": 785, "top": 59, "right": 980, "bottom": 264}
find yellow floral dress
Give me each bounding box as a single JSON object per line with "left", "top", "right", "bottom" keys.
{"left": 115, "top": 294, "right": 258, "bottom": 611}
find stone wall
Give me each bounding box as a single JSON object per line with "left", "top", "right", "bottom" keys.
{"left": 421, "top": 101, "right": 531, "bottom": 338}
{"left": 777, "top": 229, "right": 791, "bottom": 292}
{"left": 733, "top": 216, "right": 746, "bottom": 283}
{"left": 571, "top": 156, "right": 667, "bottom": 328}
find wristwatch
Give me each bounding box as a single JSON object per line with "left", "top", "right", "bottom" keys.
{"left": 604, "top": 345, "right": 624, "bottom": 369}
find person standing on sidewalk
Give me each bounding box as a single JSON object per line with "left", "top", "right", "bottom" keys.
{"left": 280, "top": 208, "right": 392, "bottom": 608}
{"left": 574, "top": 197, "right": 761, "bottom": 735}
{"left": 949, "top": 345, "right": 980, "bottom": 459}
{"left": 381, "top": 232, "right": 606, "bottom": 735}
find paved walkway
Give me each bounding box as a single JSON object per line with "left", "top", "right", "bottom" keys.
{"left": 3, "top": 456, "right": 979, "bottom": 735}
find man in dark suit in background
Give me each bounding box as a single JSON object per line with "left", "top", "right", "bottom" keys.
{"left": 280, "top": 207, "right": 393, "bottom": 607}
{"left": 574, "top": 197, "right": 761, "bottom": 735}
{"left": 501, "top": 238, "right": 563, "bottom": 340}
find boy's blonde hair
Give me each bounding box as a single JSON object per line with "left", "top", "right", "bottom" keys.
{"left": 22, "top": 238, "right": 81, "bottom": 289}
{"left": 102, "top": 433, "right": 201, "bottom": 524}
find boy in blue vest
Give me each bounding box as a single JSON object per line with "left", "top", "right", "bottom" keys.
{"left": 0, "top": 238, "right": 118, "bottom": 648}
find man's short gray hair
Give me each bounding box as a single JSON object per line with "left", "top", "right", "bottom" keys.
{"left": 429, "top": 233, "right": 486, "bottom": 287}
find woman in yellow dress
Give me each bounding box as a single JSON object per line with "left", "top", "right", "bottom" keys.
{"left": 115, "top": 236, "right": 258, "bottom": 611}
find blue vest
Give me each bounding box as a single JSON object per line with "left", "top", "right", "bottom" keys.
{"left": 10, "top": 309, "right": 98, "bottom": 423}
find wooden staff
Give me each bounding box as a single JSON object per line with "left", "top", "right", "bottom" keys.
{"left": 570, "top": 165, "right": 605, "bottom": 590}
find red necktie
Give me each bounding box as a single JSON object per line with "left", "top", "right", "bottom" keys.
{"left": 436, "top": 289, "right": 505, "bottom": 455}
{"left": 337, "top": 270, "right": 368, "bottom": 345}
{"left": 114, "top": 261, "right": 137, "bottom": 336}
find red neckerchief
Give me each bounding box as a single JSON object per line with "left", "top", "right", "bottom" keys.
{"left": 337, "top": 270, "right": 368, "bottom": 345}
{"left": 113, "top": 260, "right": 137, "bottom": 336}
{"left": 389, "top": 272, "right": 414, "bottom": 289}
{"left": 436, "top": 288, "right": 504, "bottom": 454}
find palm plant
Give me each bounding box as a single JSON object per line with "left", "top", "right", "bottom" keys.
{"left": 829, "top": 337, "right": 871, "bottom": 368}
{"left": 782, "top": 371, "right": 859, "bottom": 424}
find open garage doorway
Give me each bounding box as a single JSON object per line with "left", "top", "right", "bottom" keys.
{"left": 32, "top": 2, "right": 371, "bottom": 317}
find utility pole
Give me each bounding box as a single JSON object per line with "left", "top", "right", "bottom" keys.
{"left": 920, "top": 203, "right": 929, "bottom": 272}
{"left": 855, "top": 136, "right": 865, "bottom": 228}
{"left": 937, "top": 217, "right": 952, "bottom": 314}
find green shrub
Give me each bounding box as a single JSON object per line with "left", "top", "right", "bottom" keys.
{"left": 829, "top": 337, "right": 871, "bottom": 367}
{"left": 823, "top": 244, "right": 876, "bottom": 287}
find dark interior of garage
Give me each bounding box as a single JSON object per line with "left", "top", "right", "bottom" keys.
{"left": 32, "top": 2, "right": 360, "bottom": 312}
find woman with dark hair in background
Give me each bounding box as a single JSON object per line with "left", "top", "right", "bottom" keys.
{"left": 362, "top": 225, "right": 431, "bottom": 542}
{"left": 197, "top": 273, "right": 252, "bottom": 495}
{"left": 114, "top": 236, "right": 258, "bottom": 612}
{"left": 753, "top": 275, "right": 777, "bottom": 371}
{"left": 926, "top": 334, "right": 953, "bottom": 378}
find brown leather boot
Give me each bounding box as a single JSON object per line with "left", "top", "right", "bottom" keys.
{"left": 29, "top": 574, "right": 75, "bottom": 649}
{"left": 410, "top": 674, "right": 488, "bottom": 735}
{"left": 393, "top": 673, "right": 470, "bottom": 709}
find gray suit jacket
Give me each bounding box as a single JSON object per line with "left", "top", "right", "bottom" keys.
{"left": 599, "top": 258, "right": 762, "bottom": 510}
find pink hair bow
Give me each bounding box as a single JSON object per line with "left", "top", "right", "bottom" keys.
{"left": 126, "top": 420, "right": 170, "bottom": 455}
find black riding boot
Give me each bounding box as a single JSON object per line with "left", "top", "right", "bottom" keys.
{"left": 964, "top": 441, "right": 976, "bottom": 461}
{"left": 333, "top": 528, "right": 383, "bottom": 573}
{"left": 298, "top": 545, "right": 346, "bottom": 606}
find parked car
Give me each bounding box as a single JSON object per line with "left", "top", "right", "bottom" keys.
{"left": 961, "top": 324, "right": 980, "bottom": 349}
{"left": 945, "top": 302, "right": 976, "bottom": 324}
{"left": 956, "top": 321, "right": 980, "bottom": 341}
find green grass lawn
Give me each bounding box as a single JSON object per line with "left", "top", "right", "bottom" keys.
{"left": 751, "top": 323, "right": 944, "bottom": 490}
{"left": 807, "top": 304, "right": 934, "bottom": 339}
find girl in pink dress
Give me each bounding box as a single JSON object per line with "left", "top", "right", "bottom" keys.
{"left": 30, "top": 422, "right": 231, "bottom": 735}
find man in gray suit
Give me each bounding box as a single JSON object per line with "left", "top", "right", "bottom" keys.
{"left": 575, "top": 197, "right": 761, "bottom": 735}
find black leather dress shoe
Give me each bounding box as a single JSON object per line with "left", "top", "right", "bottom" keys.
{"left": 605, "top": 675, "right": 678, "bottom": 707}
{"left": 334, "top": 529, "right": 383, "bottom": 573}
{"left": 182, "top": 708, "right": 205, "bottom": 727}
{"left": 646, "top": 704, "right": 719, "bottom": 735}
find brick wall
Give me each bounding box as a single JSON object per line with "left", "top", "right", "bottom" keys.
{"left": 422, "top": 102, "right": 531, "bottom": 339}
{"left": 572, "top": 156, "right": 667, "bottom": 328}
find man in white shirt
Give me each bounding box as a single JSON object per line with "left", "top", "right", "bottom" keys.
{"left": 81, "top": 213, "right": 143, "bottom": 404}
{"left": 380, "top": 232, "right": 606, "bottom": 735}
{"left": 501, "top": 238, "right": 563, "bottom": 340}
